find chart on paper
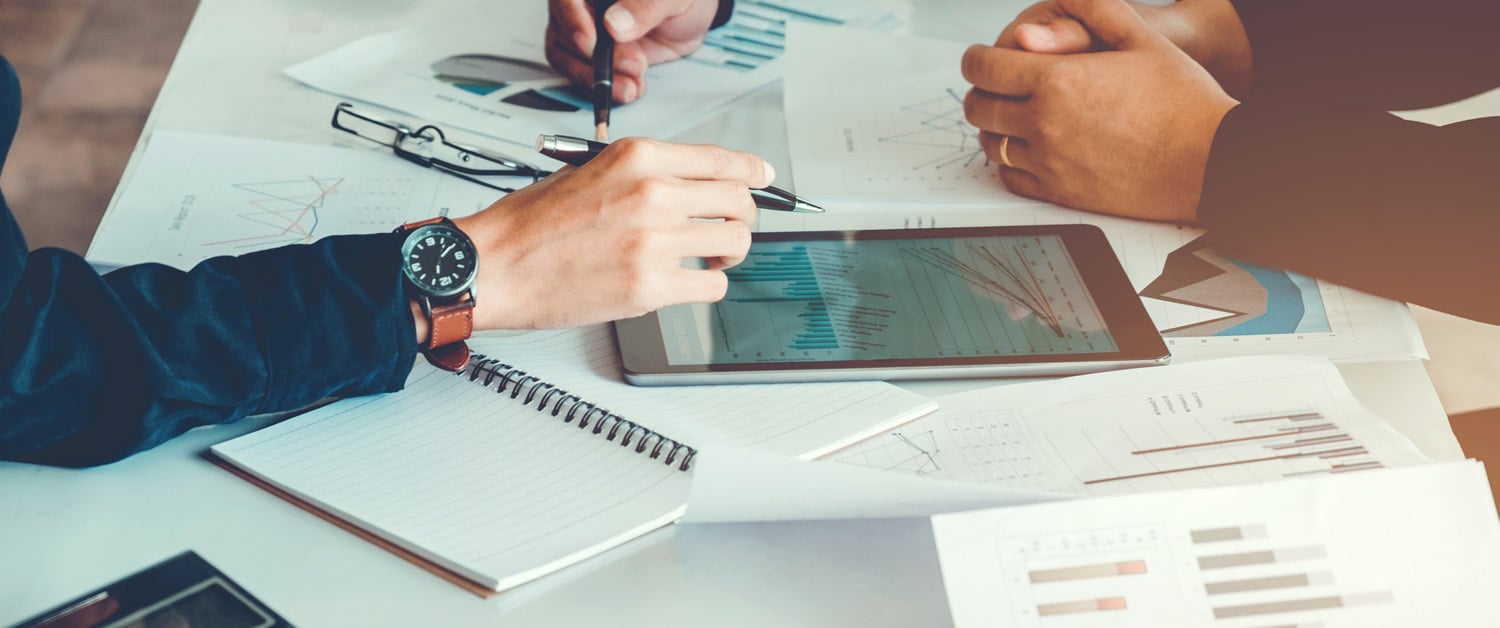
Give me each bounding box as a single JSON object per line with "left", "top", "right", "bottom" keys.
{"left": 285, "top": 1, "right": 894, "bottom": 147}
{"left": 827, "top": 356, "right": 1428, "bottom": 495}
{"left": 932, "top": 463, "right": 1500, "bottom": 627}
{"left": 786, "top": 24, "right": 1018, "bottom": 204}
{"left": 970, "top": 519, "right": 1399, "bottom": 626}
{"left": 88, "top": 132, "right": 503, "bottom": 270}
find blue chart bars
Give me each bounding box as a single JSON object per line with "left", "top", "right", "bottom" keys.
{"left": 693, "top": 0, "right": 847, "bottom": 72}
{"left": 724, "top": 247, "right": 840, "bottom": 352}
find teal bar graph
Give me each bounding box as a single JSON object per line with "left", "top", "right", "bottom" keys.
{"left": 726, "top": 247, "right": 840, "bottom": 351}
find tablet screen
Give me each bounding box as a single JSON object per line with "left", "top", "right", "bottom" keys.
{"left": 654, "top": 233, "right": 1118, "bottom": 365}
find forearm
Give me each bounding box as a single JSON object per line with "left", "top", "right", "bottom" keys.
{"left": 1, "top": 235, "right": 418, "bottom": 467}
{"left": 1198, "top": 104, "right": 1500, "bottom": 323}
{"left": 1229, "top": 0, "right": 1500, "bottom": 108}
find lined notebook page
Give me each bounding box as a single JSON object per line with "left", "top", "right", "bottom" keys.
{"left": 467, "top": 325, "right": 939, "bottom": 457}
{"left": 212, "top": 365, "right": 690, "bottom": 591}
{"left": 213, "top": 325, "right": 936, "bottom": 592}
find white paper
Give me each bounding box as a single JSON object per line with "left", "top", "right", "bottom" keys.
{"left": 932, "top": 460, "right": 1500, "bottom": 627}
{"left": 785, "top": 24, "right": 1038, "bottom": 205}
{"left": 87, "top": 131, "right": 506, "bottom": 270}
{"left": 286, "top": 1, "right": 893, "bottom": 149}
{"left": 828, "top": 355, "right": 1431, "bottom": 495}
{"left": 682, "top": 448, "right": 1062, "bottom": 523}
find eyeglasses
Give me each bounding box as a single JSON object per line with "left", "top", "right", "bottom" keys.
{"left": 331, "top": 102, "right": 550, "bottom": 193}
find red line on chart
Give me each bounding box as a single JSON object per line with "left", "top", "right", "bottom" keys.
{"left": 204, "top": 176, "right": 345, "bottom": 246}
{"left": 1230, "top": 412, "right": 1323, "bottom": 424}
{"left": 1130, "top": 424, "right": 1338, "bottom": 455}
{"left": 1083, "top": 446, "right": 1368, "bottom": 485}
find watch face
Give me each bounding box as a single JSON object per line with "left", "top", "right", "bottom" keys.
{"left": 401, "top": 223, "right": 478, "bottom": 298}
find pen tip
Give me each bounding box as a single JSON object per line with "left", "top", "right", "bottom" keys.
{"left": 594, "top": 123, "right": 609, "bottom": 143}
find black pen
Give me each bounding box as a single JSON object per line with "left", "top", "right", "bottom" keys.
{"left": 537, "top": 134, "right": 825, "bottom": 214}
{"left": 591, "top": 0, "right": 616, "bottom": 141}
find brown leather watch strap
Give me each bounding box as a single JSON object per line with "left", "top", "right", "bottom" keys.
{"left": 422, "top": 293, "right": 474, "bottom": 371}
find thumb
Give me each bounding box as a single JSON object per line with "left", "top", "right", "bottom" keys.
{"left": 604, "top": 0, "right": 686, "bottom": 42}
{"left": 1053, "top": 0, "right": 1152, "bottom": 49}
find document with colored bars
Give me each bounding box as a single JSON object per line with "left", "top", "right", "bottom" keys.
{"left": 827, "top": 355, "right": 1430, "bottom": 496}
{"left": 930, "top": 461, "right": 1500, "bottom": 627}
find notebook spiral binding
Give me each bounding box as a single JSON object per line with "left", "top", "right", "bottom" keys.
{"left": 462, "top": 354, "right": 697, "bottom": 472}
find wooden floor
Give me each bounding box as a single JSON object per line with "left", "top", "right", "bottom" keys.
{"left": 0, "top": 0, "right": 198, "bottom": 254}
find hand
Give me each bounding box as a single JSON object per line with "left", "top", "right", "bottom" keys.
{"left": 993, "top": 0, "right": 1253, "bottom": 96}
{"left": 452, "top": 138, "right": 770, "bottom": 330}
{"left": 961, "top": 0, "right": 1238, "bottom": 223}
{"left": 545, "top": 0, "right": 721, "bottom": 104}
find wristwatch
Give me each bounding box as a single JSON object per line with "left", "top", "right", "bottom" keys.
{"left": 397, "top": 217, "right": 478, "bottom": 372}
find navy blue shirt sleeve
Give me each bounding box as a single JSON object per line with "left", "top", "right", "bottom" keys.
{"left": 1196, "top": 1, "right": 1500, "bottom": 324}
{"left": 0, "top": 57, "right": 419, "bottom": 467}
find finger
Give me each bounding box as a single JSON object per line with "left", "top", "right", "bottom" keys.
{"left": 1016, "top": 19, "right": 1094, "bottom": 53}
{"left": 678, "top": 180, "right": 758, "bottom": 223}
{"left": 998, "top": 166, "right": 1052, "bottom": 203}
{"left": 673, "top": 220, "right": 754, "bottom": 262}
{"left": 548, "top": 0, "right": 599, "bottom": 56}
{"left": 545, "top": 24, "right": 597, "bottom": 89}
{"left": 606, "top": 139, "right": 774, "bottom": 187}
{"left": 963, "top": 88, "right": 1034, "bottom": 138}
{"left": 979, "top": 131, "right": 1037, "bottom": 174}
{"left": 1053, "top": 0, "right": 1152, "bottom": 50}
{"left": 961, "top": 45, "right": 1055, "bottom": 96}
{"left": 605, "top": 0, "right": 697, "bottom": 42}
{"left": 610, "top": 43, "right": 651, "bottom": 102}
{"left": 663, "top": 267, "right": 731, "bottom": 304}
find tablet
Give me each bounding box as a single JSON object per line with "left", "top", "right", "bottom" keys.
{"left": 615, "top": 225, "right": 1169, "bottom": 385}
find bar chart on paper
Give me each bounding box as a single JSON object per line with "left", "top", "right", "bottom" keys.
{"left": 828, "top": 356, "right": 1428, "bottom": 495}
{"left": 932, "top": 463, "right": 1500, "bottom": 627}
{"left": 285, "top": 1, "right": 893, "bottom": 147}
{"left": 979, "top": 520, "right": 1398, "bottom": 626}
{"left": 88, "top": 132, "right": 502, "bottom": 270}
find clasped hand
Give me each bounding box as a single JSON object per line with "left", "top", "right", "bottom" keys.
{"left": 961, "top": 0, "right": 1248, "bottom": 223}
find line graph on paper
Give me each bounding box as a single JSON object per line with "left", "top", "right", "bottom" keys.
{"left": 186, "top": 175, "right": 446, "bottom": 260}
{"left": 876, "top": 88, "right": 989, "bottom": 171}
{"left": 204, "top": 177, "right": 346, "bottom": 249}
{"left": 832, "top": 430, "right": 943, "bottom": 476}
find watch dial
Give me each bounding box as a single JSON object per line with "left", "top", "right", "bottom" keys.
{"left": 403, "top": 224, "right": 478, "bottom": 298}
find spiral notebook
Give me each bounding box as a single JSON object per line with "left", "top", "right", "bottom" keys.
{"left": 210, "top": 325, "right": 937, "bottom": 595}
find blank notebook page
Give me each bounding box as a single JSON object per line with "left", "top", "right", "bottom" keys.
{"left": 212, "top": 325, "right": 936, "bottom": 592}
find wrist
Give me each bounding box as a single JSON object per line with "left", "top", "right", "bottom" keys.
{"left": 410, "top": 299, "right": 430, "bottom": 347}
{"left": 450, "top": 212, "right": 529, "bottom": 331}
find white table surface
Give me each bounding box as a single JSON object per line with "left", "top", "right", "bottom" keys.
{"left": 0, "top": 0, "right": 1477, "bottom": 625}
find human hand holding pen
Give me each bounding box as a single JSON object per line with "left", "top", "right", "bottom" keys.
{"left": 449, "top": 138, "right": 769, "bottom": 329}
{"left": 538, "top": 134, "right": 824, "bottom": 213}
{"left": 545, "top": 0, "right": 721, "bottom": 104}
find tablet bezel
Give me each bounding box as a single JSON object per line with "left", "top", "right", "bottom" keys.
{"left": 614, "top": 225, "right": 1169, "bottom": 384}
